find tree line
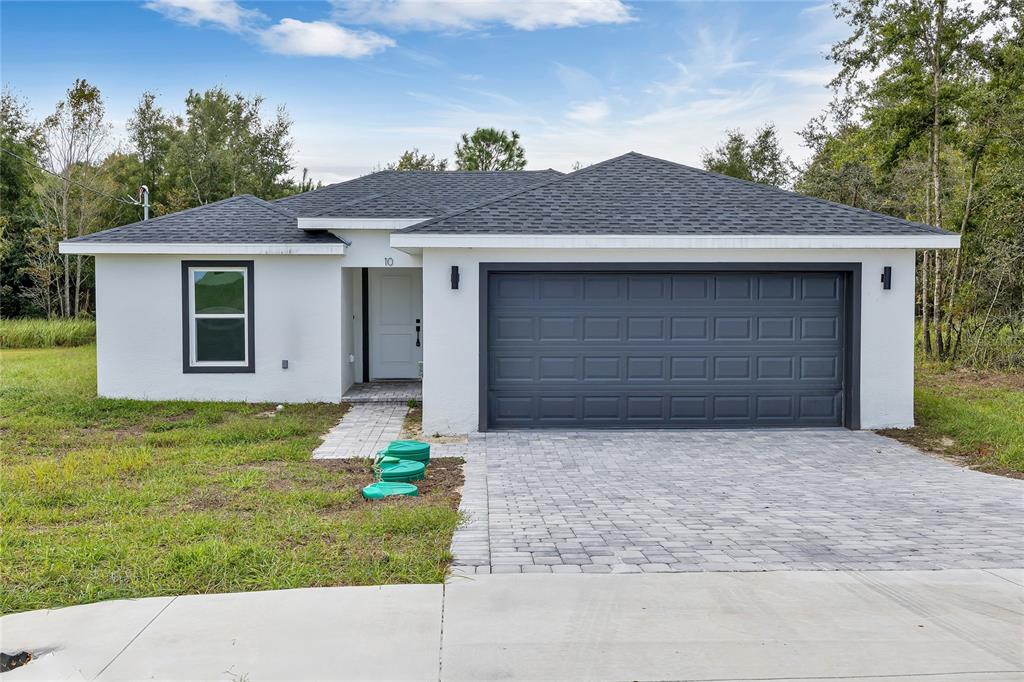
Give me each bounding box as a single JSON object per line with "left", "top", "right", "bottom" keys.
{"left": 701, "top": 0, "right": 1022, "bottom": 369}
{"left": 0, "top": 79, "right": 527, "bottom": 318}
{"left": 2, "top": 0, "right": 1020, "bottom": 368}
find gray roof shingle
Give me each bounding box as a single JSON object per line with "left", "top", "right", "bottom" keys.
{"left": 313, "top": 191, "right": 441, "bottom": 218}
{"left": 70, "top": 169, "right": 563, "bottom": 244}
{"left": 66, "top": 195, "right": 342, "bottom": 245}
{"left": 274, "top": 169, "right": 563, "bottom": 216}
{"left": 400, "top": 152, "right": 951, "bottom": 236}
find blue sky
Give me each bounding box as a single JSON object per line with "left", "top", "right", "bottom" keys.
{"left": 2, "top": 1, "right": 848, "bottom": 182}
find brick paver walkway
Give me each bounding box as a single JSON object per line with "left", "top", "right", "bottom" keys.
{"left": 441, "top": 430, "right": 1024, "bottom": 575}
{"left": 313, "top": 403, "right": 408, "bottom": 459}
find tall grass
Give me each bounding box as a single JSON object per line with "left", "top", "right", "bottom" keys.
{"left": 0, "top": 318, "right": 96, "bottom": 348}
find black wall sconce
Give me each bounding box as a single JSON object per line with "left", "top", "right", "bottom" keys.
{"left": 451, "top": 265, "right": 460, "bottom": 290}
{"left": 881, "top": 266, "right": 892, "bottom": 290}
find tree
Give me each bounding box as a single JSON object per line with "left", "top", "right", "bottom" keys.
{"left": 163, "top": 87, "right": 295, "bottom": 208}
{"left": 126, "top": 91, "right": 179, "bottom": 212}
{"left": 386, "top": 148, "right": 448, "bottom": 171}
{"left": 0, "top": 90, "right": 44, "bottom": 316}
{"left": 701, "top": 124, "right": 793, "bottom": 187}
{"left": 829, "top": 0, "right": 993, "bottom": 357}
{"left": 796, "top": 0, "right": 1024, "bottom": 368}
{"left": 35, "top": 79, "right": 111, "bottom": 318}
{"left": 454, "top": 127, "right": 526, "bottom": 170}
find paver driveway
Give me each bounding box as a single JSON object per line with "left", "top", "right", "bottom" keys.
{"left": 437, "top": 430, "right": 1024, "bottom": 574}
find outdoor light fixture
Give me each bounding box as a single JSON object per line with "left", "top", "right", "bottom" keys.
{"left": 881, "top": 266, "right": 892, "bottom": 290}
{"left": 451, "top": 265, "right": 460, "bottom": 290}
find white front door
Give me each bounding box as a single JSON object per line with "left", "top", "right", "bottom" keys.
{"left": 369, "top": 269, "right": 423, "bottom": 379}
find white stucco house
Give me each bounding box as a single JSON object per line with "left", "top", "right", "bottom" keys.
{"left": 61, "top": 152, "right": 959, "bottom": 433}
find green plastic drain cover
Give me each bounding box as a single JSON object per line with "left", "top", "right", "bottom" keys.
{"left": 379, "top": 459, "right": 426, "bottom": 482}
{"left": 382, "top": 440, "right": 430, "bottom": 462}
{"left": 362, "top": 482, "right": 418, "bottom": 499}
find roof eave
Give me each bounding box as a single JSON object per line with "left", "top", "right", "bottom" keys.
{"left": 59, "top": 241, "right": 348, "bottom": 256}
{"left": 299, "top": 217, "right": 435, "bottom": 231}
{"left": 389, "top": 233, "right": 961, "bottom": 251}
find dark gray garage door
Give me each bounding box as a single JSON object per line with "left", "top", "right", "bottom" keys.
{"left": 485, "top": 270, "right": 849, "bottom": 429}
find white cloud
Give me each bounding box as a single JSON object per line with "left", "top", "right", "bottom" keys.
{"left": 566, "top": 99, "right": 610, "bottom": 123}
{"left": 144, "top": 0, "right": 264, "bottom": 32}
{"left": 334, "top": 0, "right": 633, "bottom": 31}
{"left": 260, "top": 19, "right": 394, "bottom": 58}
{"left": 146, "top": 1, "right": 397, "bottom": 59}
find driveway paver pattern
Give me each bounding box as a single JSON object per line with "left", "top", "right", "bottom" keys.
{"left": 439, "top": 429, "right": 1024, "bottom": 574}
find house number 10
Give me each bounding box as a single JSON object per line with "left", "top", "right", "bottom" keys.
{"left": 384, "top": 257, "right": 394, "bottom": 266}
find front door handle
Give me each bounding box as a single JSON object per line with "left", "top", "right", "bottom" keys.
{"left": 415, "top": 318, "right": 421, "bottom": 347}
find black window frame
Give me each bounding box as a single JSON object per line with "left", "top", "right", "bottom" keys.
{"left": 181, "top": 260, "right": 255, "bottom": 374}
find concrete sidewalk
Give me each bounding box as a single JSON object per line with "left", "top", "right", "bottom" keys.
{"left": 2, "top": 570, "right": 1021, "bottom": 681}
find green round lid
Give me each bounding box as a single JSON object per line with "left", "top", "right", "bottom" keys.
{"left": 379, "top": 459, "right": 426, "bottom": 482}
{"left": 362, "top": 482, "right": 419, "bottom": 499}
{"left": 384, "top": 440, "right": 431, "bottom": 457}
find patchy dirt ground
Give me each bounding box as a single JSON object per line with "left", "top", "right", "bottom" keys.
{"left": 313, "top": 456, "right": 465, "bottom": 508}
{"left": 401, "top": 404, "right": 469, "bottom": 445}
{"left": 877, "top": 426, "right": 1023, "bottom": 480}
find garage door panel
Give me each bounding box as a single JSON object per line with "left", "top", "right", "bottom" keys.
{"left": 672, "top": 276, "right": 710, "bottom": 300}
{"left": 487, "top": 271, "right": 847, "bottom": 429}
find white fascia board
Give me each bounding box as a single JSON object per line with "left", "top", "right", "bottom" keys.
{"left": 59, "top": 241, "right": 348, "bottom": 256}
{"left": 389, "top": 233, "right": 962, "bottom": 251}
{"left": 298, "top": 217, "right": 432, "bottom": 231}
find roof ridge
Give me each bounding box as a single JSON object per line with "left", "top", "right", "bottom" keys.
{"left": 626, "top": 151, "right": 948, "bottom": 235}
{"left": 309, "top": 190, "right": 443, "bottom": 217}
{"left": 272, "top": 168, "right": 564, "bottom": 207}
{"left": 398, "top": 154, "right": 638, "bottom": 232}
{"left": 271, "top": 170, "right": 389, "bottom": 205}
{"left": 244, "top": 194, "right": 299, "bottom": 219}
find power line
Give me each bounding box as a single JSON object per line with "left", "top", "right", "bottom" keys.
{"left": 0, "top": 145, "right": 142, "bottom": 207}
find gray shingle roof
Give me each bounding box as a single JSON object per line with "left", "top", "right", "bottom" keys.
{"left": 400, "top": 152, "right": 951, "bottom": 236}
{"left": 71, "top": 170, "right": 564, "bottom": 244}
{"left": 314, "top": 191, "right": 441, "bottom": 218}
{"left": 66, "top": 195, "right": 342, "bottom": 245}
{"left": 274, "top": 169, "right": 564, "bottom": 216}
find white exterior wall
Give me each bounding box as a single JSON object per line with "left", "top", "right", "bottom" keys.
{"left": 333, "top": 229, "right": 421, "bottom": 268}
{"left": 420, "top": 248, "right": 917, "bottom": 434}
{"left": 340, "top": 267, "right": 357, "bottom": 393}
{"left": 95, "top": 254, "right": 346, "bottom": 402}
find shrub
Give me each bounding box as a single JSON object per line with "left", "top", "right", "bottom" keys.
{"left": 0, "top": 318, "right": 96, "bottom": 348}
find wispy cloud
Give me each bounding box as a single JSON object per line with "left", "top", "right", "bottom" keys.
{"left": 771, "top": 66, "right": 837, "bottom": 87}
{"left": 554, "top": 63, "right": 602, "bottom": 96}
{"left": 566, "top": 99, "right": 610, "bottom": 123}
{"left": 648, "top": 27, "right": 757, "bottom": 97}
{"left": 461, "top": 88, "right": 522, "bottom": 107}
{"left": 144, "top": 0, "right": 264, "bottom": 31}
{"left": 333, "top": 0, "right": 633, "bottom": 31}
{"left": 260, "top": 19, "right": 394, "bottom": 58}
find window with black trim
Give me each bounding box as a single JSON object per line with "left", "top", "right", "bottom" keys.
{"left": 182, "top": 261, "right": 254, "bottom": 373}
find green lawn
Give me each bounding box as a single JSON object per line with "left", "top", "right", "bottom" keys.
{"left": 0, "top": 346, "right": 461, "bottom": 614}
{"left": 880, "top": 365, "right": 1024, "bottom": 477}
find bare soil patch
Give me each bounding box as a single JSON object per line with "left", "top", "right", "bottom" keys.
{"left": 401, "top": 404, "right": 468, "bottom": 445}
{"left": 313, "top": 456, "right": 465, "bottom": 509}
